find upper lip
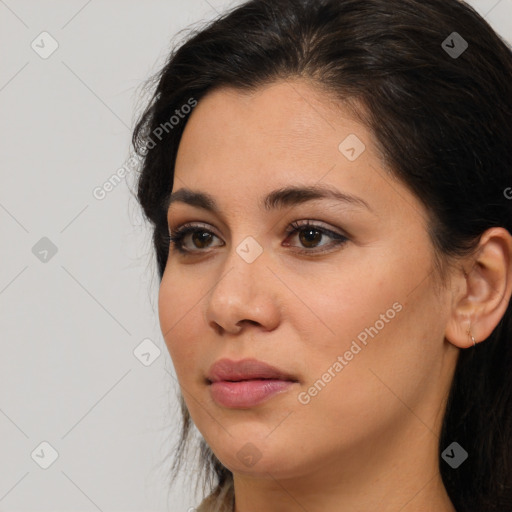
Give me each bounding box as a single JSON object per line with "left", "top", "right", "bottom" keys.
{"left": 206, "top": 358, "right": 298, "bottom": 383}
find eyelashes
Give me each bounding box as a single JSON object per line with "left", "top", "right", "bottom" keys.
{"left": 165, "top": 220, "right": 349, "bottom": 256}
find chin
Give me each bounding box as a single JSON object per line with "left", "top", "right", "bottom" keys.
{"left": 209, "top": 434, "right": 305, "bottom": 478}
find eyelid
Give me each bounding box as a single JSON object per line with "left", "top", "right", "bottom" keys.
{"left": 169, "top": 221, "right": 218, "bottom": 237}
{"left": 168, "top": 219, "right": 346, "bottom": 236}
{"left": 286, "top": 219, "right": 348, "bottom": 237}
{"left": 168, "top": 219, "right": 350, "bottom": 255}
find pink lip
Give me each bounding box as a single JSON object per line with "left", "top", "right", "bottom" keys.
{"left": 210, "top": 380, "right": 295, "bottom": 408}
{"left": 206, "top": 358, "right": 298, "bottom": 408}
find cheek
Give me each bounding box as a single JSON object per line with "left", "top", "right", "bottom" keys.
{"left": 158, "top": 271, "right": 205, "bottom": 378}
{"left": 288, "top": 255, "right": 405, "bottom": 358}
{"left": 299, "top": 240, "right": 434, "bottom": 350}
{"left": 287, "top": 248, "right": 440, "bottom": 409}
{"left": 281, "top": 310, "right": 433, "bottom": 458}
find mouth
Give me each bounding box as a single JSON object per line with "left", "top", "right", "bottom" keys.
{"left": 206, "top": 357, "right": 298, "bottom": 383}
{"left": 206, "top": 358, "right": 299, "bottom": 408}
{"left": 214, "top": 377, "right": 283, "bottom": 382}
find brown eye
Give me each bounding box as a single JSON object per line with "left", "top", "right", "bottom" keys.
{"left": 284, "top": 220, "right": 349, "bottom": 254}
{"left": 191, "top": 231, "right": 214, "bottom": 248}
{"left": 298, "top": 227, "right": 323, "bottom": 248}
{"left": 168, "top": 224, "right": 223, "bottom": 254}
{"left": 168, "top": 220, "right": 349, "bottom": 256}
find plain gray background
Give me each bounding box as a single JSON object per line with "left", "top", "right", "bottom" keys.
{"left": 1, "top": 1, "right": 511, "bottom": 511}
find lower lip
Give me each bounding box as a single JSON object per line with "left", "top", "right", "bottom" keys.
{"left": 209, "top": 379, "right": 295, "bottom": 408}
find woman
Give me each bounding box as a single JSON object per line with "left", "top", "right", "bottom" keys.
{"left": 132, "top": 0, "right": 512, "bottom": 510}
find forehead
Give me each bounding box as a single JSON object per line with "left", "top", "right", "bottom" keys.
{"left": 176, "top": 80, "right": 372, "bottom": 179}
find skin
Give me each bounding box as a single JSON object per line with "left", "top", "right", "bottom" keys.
{"left": 158, "top": 79, "right": 512, "bottom": 512}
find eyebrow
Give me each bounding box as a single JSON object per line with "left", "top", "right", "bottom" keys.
{"left": 164, "top": 184, "right": 372, "bottom": 215}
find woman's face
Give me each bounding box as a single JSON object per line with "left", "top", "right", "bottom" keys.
{"left": 158, "top": 80, "right": 458, "bottom": 482}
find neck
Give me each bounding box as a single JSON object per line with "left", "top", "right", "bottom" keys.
{"left": 232, "top": 425, "right": 456, "bottom": 512}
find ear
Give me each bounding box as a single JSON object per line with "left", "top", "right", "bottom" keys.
{"left": 445, "top": 227, "right": 512, "bottom": 349}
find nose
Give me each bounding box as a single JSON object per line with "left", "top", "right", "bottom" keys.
{"left": 204, "top": 243, "right": 281, "bottom": 335}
